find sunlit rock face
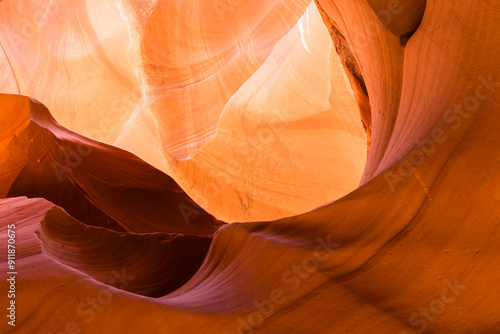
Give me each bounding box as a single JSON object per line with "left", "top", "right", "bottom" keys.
{"left": 0, "top": 0, "right": 144, "bottom": 142}
{"left": 140, "top": 0, "right": 311, "bottom": 160}
{"left": 0, "top": 0, "right": 367, "bottom": 222}
{"left": 1, "top": 1, "right": 500, "bottom": 334}
{"left": 149, "top": 3, "right": 368, "bottom": 222}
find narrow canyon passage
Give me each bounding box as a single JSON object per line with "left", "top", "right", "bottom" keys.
{"left": 1, "top": 1, "right": 499, "bottom": 333}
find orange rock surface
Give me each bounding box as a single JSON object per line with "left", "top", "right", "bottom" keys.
{"left": 1, "top": 0, "right": 500, "bottom": 333}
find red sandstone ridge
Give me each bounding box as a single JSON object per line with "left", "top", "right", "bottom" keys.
{"left": 0, "top": 95, "right": 221, "bottom": 235}
{"left": 1, "top": 1, "right": 500, "bottom": 333}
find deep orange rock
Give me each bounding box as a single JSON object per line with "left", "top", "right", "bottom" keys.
{"left": 1, "top": 95, "right": 221, "bottom": 235}
{"left": 1, "top": 0, "right": 500, "bottom": 333}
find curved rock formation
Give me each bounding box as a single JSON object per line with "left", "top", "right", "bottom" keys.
{"left": 1, "top": 0, "right": 368, "bottom": 222}
{"left": 1, "top": 94, "right": 221, "bottom": 235}
{"left": 1, "top": 0, "right": 500, "bottom": 333}
{"left": 140, "top": 0, "right": 311, "bottom": 159}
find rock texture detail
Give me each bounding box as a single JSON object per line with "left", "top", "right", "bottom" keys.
{"left": 1, "top": 0, "right": 499, "bottom": 333}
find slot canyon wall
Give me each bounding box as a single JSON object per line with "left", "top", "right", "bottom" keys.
{"left": 1, "top": 0, "right": 499, "bottom": 333}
